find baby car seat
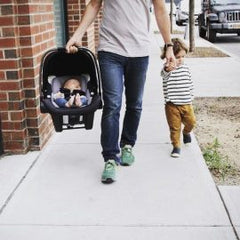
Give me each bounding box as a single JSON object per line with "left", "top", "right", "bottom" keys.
{"left": 40, "top": 47, "right": 102, "bottom": 132}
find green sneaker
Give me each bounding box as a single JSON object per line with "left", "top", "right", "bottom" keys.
{"left": 101, "top": 160, "right": 117, "bottom": 184}
{"left": 120, "top": 145, "right": 135, "bottom": 166}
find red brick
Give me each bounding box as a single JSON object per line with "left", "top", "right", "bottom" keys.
{"left": 0, "top": 112, "right": 8, "bottom": 121}
{"left": 26, "top": 108, "right": 39, "bottom": 118}
{"left": 0, "top": 16, "right": 14, "bottom": 26}
{"left": 22, "top": 58, "right": 34, "bottom": 68}
{"left": 4, "top": 141, "right": 28, "bottom": 153}
{"left": 13, "top": 120, "right": 26, "bottom": 130}
{"left": 8, "top": 91, "right": 23, "bottom": 101}
{"left": 25, "top": 98, "right": 38, "bottom": 108}
{"left": 23, "top": 78, "right": 36, "bottom": 88}
{"left": 8, "top": 101, "right": 24, "bottom": 111}
{"left": 0, "top": 0, "right": 12, "bottom": 4}
{"left": 2, "top": 132, "right": 11, "bottom": 141}
{"left": 0, "top": 81, "right": 21, "bottom": 91}
{"left": 23, "top": 68, "right": 34, "bottom": 78}
{"left": 17, "top": 5, "right": 30, "bottom": 15}
{"left": 0, "top": 38, "right": 16, "bottom": 48}
{"left": 0, "top": 102, "right": 8, "bottom": 110}
{"left": 19, "top": 26, "right": 31, "bottom": 36}
{"left": 0, "top": 60, "right": 18, "bottom": 69}
{"left": 2, "top": 27, "right": 15, "bottom": 37}
{"left": 21, "top": 47, "right": 33, "bottom": 57}
{"left": 10, "top": 111, "right": 25, "bottom": 121}
{"left": 0, "top": 71, "right": 5, "bottom": 79}
{"left": 1, "top": 5, "right": 13, "bottom": 15}
{"left": 11, "top": 130, "right": 28, "bottom": 141}
{"left": 0, "top": 92, "right": 7, "bottom": 100}
{"left": 1, "top": 121, "right": 13, "bottom": 130}
{"left": 17, "top": 15, "right": 31, "bottom": 25}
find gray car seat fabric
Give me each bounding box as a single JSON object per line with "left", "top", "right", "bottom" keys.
{"left": 49, "top": 74, "right": 91, "bottom": 107}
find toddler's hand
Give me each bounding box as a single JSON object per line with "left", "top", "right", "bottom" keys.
{"left": 164, "top": 62, "right": 175, "bottom": 72}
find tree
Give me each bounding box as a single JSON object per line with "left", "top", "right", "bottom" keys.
{"left": 189, "top": 0, "right": 195, "bottom": 52}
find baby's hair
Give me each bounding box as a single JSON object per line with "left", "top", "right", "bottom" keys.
{"left": 161, "top": 38, "right": 188, "bottom": 59}
{"left": 63, "top": 78, "right": 80, "bottom": 88}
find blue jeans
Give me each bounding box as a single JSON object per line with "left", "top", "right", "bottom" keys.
{"left": 98, "top": 51, "right": 149, "bottom": 162}
{"left": 55, "top": 98, "right": 67, "bottom": 108}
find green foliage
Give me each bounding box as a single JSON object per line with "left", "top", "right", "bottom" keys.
{"left": 203, "top": 138, "right": 233, "bottom": 180}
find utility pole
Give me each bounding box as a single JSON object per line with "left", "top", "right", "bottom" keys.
{"left": 189, "top": 0, "right": 195, "bottom": 52}
{"left": 170, "top": 0, "right": 174, "bottom": 34}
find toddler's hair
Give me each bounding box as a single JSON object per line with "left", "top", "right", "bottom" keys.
{"left": 161, "top": 38, "right": 188, "bottom": 59}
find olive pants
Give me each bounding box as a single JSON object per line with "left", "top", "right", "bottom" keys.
{"left": 165, "top": 102, "right": 196, "bottom": 148}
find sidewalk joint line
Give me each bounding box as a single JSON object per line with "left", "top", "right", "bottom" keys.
{"left": 0, "top": 223, "right": 232, "bottom": 228}
{"left": 0, "top": 153, "right": 43, "bottom": 216}
{"left": 216, "top": 186, "right": 240, "bottom": 240}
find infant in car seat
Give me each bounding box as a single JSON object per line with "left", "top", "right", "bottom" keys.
{"left": 53, "top": 78, "right": 88, "bottom": 108}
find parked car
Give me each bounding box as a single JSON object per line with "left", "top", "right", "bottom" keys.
{"left": 175, "top": 6, "right": 189, "bottom": 26}
{"left": 198, "top": 0, "right": 240, "bottom": 42}
{"left": 175, "top": 1, "right": 200, "bottom": 26}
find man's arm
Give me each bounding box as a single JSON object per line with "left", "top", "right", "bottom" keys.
{"left": 152, "top": 0, "right": 176, "bottom": 66}
{"left": 66, "top": 0, "right": 103, "bottom": 53}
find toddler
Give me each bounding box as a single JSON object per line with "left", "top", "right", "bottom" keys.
{"left": 161, "top": 38, "right": 196, "bottom": 158}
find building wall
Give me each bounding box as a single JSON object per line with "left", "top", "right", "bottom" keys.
{"left": 67, "top": 0, "right": 98, "bottom": 53}
{"left": 0, "top": 0, "right": 100, "bottom": 154}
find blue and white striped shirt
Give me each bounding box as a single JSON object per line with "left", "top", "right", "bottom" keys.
{"left": 161, "top": 64, "right": 194, "bottom": 105}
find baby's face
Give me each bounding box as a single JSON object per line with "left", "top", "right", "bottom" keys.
{"left": 175, "top": 49, "right": 187, "bottom": 66}
{"left": 64, "top": 79, "right": 81, "bottom": 92}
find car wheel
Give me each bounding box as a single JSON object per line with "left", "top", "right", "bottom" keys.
{"left": 207, "top": 22, "right": 216, "bottom": 42}
{"left": 199, "top": 26, "right": 206, "bottom": 38}
{"left": 176, "top": 20, "right": 182, "bottom": 26}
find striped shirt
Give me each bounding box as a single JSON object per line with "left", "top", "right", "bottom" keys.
{"left": 161, "top": 64, "right": 194, "bottom": 105}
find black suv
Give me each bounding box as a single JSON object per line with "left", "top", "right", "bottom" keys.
{"left": 198, "top": 0, "right": 240, "bottom": 42}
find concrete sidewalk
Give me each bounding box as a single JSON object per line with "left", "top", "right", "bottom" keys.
{"left": 0, "top": 23, "right": 240, "bottom": 239}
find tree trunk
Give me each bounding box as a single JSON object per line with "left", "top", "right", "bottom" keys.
{"left": 189, "top": 0, "right": 195, "bottom": 52}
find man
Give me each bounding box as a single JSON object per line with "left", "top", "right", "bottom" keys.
{"left": 66, "top": 0, "right": 176, "bottom": 184}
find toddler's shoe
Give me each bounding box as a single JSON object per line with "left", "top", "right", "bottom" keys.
{"left": 171, "top": 147, "right": 181, "bottom": 158}
{"left": 183, "top": 133, "right": 191, "bottom": 145}
{"left": 120, "top": 145, "right": 135, "bottom": 166}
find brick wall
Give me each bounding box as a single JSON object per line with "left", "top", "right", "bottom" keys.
{"left": 0, "top": 0, "right": 100, "bottom": 154}
{"left": 0, "top": 0, "right": 56, "bottom": 153}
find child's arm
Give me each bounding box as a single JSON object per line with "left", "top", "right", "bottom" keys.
{"left": 53, "top": 91, "right": 64, "bottom": 99}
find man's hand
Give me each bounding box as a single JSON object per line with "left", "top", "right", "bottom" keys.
{"left": 66, "top": 35, "right": 82, "bottom": 54}
{"left": 164, "top": 47, "right": 176, "bottom": 70}
{"left": 164, "top": 61, "right": 175, "bottom": 72}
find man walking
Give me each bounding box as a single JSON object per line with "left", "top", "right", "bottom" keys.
{"left": 66, "top": 0, "right": 176, "bottom": 183}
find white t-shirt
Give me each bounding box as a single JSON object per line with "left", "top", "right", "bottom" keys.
{"left": 98, "top": 0, "right": 152, "bottom": 57}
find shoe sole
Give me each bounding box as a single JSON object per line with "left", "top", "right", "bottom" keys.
{"left": 171, "top": 153, "right": 180, "bottom": 158}
{"left": 120, "top": 162, "right": 132, "bottom": 166}
{"left": 101, "top": 178, "right": 115, "bottom": 184}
